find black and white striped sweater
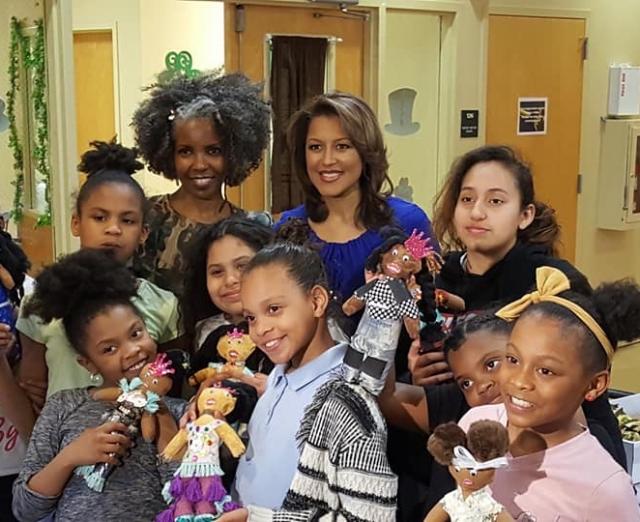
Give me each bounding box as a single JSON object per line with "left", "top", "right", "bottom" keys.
{"left": 247, "top": 377, "right": 398, "bottom": 521}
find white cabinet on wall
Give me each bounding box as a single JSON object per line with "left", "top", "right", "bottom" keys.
{"left": 597, "top": 118, "right": 640, "bottom": 230}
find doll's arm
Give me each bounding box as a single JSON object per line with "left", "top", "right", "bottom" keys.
{"left": 141, "top": 411, "right": 157, "bottom": 443}
{"left": 155, "top": 408, "right": 179, "bottom": 453}
{"left": 424, "top": 503, "right": 449, "bottom": 522}
{"left": 92, "top": 387, "right": 122, "bottom": 401}
{"left": 342, "top": 295, "right": 365, "bottom": 316}
{"left": 403, "top": 317, "right": 420, "bottom": 339}
{"left": 188, "top": 367, "right": 218, "bottom": 386}
{"left": 161, "top": 428, "right": 188, "bottom": 460}
{"left": 496, "top": 509, "right": 515, "bottom": 522}
{"left": 216, "top": 421, "right": 246, "bottom": 458}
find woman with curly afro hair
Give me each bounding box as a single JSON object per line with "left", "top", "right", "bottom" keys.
{"left": 131, "top": 72, "right": 271, "bottom": 298}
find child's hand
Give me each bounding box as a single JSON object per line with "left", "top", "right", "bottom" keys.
{"left": 18, "top": 378, "right": 47, "bottom": 413}
{"left": 61, "top": 421, "right": 132, "bottom": 467}
{"left": 218, "top": 508, "right": 248, "bottom": 522}
{"left": 408, "top": 338, "right": 453, "bottom": 387}
{"left": 0, "top": 324, "right": 15, "bottom": 356}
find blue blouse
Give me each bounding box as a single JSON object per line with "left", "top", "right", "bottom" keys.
{"left": 274, "top": 197, "right": 436, "bottom": 301}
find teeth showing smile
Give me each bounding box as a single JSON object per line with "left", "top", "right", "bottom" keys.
{"left": 510, "top": 395, "right": 533, "bottom": 409}
{"left": 126, "top": 359, "right": 146, "bottom": 374}
{"left": 264, "top": 338, "right": 281, "bottom": 351}
{"left": 319, "top": 172, "right": 341, "bottom": 182}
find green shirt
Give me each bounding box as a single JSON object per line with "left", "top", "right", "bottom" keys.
{"left": 16, "top": 278, "right": 182, "bottom": 398}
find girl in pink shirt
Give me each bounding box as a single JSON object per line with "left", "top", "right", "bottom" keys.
{"left": 459, "top": 267, "right": 640, "bottom": 521}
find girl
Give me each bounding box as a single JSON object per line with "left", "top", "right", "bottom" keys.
{"left": 275, "top": 92, "right": 436, "bottom": 304}
{"left": 12, "top": 249, "right": 184, "bottom": 521}
{"left": 433, "top": 145, "right": 588, "bottom": 312}
{"left": 183, "top": 215, "right": 274, "bottom": 385}
{"left": 132, "top": 73, "right": 271, "bottom": 298}
{"left": 16, "top": 140, "right": 183, "bottom": 405}
{"left": 229, "top": 243, "right": 397, "bottom": 521}
{"left": 459, "top": 266, "right": 640, "bottom": 520}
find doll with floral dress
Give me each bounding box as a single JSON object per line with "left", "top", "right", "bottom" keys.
{"left": 425, "top": 420, "right": 513, "bottom": 522}
{"left": 157, "top": 385, "right": 245, "bottom": 522}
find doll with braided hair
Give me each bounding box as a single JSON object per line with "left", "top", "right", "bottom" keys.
{"left": 425, "top": 420, "right": 513, "bottom": 522}
{"left": 75, "top": 353, "right": 176, "bottom": 492}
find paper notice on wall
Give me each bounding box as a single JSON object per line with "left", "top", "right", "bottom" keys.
{"left": 517, "top": 97, "right": 547, "bottom": 135}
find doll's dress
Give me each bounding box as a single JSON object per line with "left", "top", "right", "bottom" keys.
{"left": 158, "top": 418, "right": 239, "bottom": 522}
{"left": 441, "top": 486, "right": 504, "bottom": 522}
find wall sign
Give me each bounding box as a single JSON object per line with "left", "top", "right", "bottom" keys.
{"left": 518, "top": 97, "right": 547, "bottom": 135}
{"left": 460, "top": 110, "right": 479, "bottom": 138}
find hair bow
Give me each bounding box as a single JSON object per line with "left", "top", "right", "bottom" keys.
{"left": 451, "top": 445, "right": 508, "bottom": 472}
{"left": 495, "top": 266, "right": 614, "bottom": 362}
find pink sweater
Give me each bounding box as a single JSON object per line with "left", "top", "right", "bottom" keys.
{"left": 460, "top": 404, "right": 640, "bottom": 521}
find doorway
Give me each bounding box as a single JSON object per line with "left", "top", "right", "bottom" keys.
{"left": 486, "top": 15, "right": 586, "bottom": 261}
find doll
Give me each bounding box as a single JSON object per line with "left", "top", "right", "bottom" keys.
{"left": 75, "top": 353, "right": 175, "bottom": 491}
{"left": 342, "top": 228, "right": 434, "bottom": 395}
{"left": 157, "top": 385, "right": 245, "bottom": 522}
{"left": 425, "top": 421, "right": 513, "bottom": 522}
{"left": 189, "top": 327, "right": 256, "bottom": 386}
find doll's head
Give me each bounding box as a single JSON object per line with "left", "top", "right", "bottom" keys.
{"left": 217, "top": 327, "right": 255, "bottom": 364}
{"left": 139, "top": 353, "right": 175, "bottom": 395}
{"left": 428, "top": 420, "right": 509, "bottom": 496}
{"left": 197, "top": 385, "right": 237, "bottom": 417}
{"left": 366, "top": 228, "right": 434, "bottom": 281}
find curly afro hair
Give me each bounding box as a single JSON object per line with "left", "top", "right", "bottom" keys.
{"left": 427, "top": 420, "right": 509, "bottom": 466}
{"left": 24, "top": 249, "right": 140, "bottom": 354}
{"left": 132, "top": 72, "right": 271, "bottom": 186}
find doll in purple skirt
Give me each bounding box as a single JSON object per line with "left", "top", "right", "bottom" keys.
{"left": 157, "top": 385, "right": 245, "bottom": 522}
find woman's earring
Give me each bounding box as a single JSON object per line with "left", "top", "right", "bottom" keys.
{"left": 90, "top": 373, "right": 102, "bottom": 385}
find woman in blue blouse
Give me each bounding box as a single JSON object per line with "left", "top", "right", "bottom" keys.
{"left": 275, "top": 92, "right": 436, "bottom": 303}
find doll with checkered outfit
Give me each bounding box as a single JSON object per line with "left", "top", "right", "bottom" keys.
{"left": 342, "top": 228, "right": 438, "bottom": 395}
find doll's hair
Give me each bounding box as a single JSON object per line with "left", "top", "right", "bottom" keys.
{"left": 0, "top": 230, "right": 30, "bottom": 305}
{"left": 147, "top": 353, "right": 175, "bottom": 377}
{"left": 520, "top": 280, "right": 640, "bottom": 373}
{"left": 286, "top": 92, "right": 394, "bottom": 229}
{"left": 182, "top": 215, "right": 274, "bottom": 341}
{"left": 433, "top": 145, "right": 560, "bottom": 255}
{"left": 363, "top": 227, "right": 411, "bottom": 273}
{"left": 132, "top": 72, "right": 270, "bottom": 186}
{"left": 427, "top": 420, "right": 509, "bottom": 466}
{"left": 23, "top": 249, "right": 141, "bottom": 355}
{"left": 443, "top": 313, "right": 512, "bottom": 362}
{"left": 76, "top": 139, "right": 146, "bottom": 218}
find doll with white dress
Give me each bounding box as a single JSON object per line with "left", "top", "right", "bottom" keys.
{"left": 425, "top": 421, "right": 513, "bottom": 522}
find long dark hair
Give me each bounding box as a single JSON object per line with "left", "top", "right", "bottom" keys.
{"left": 287, "top": 92, "right": 394, "bottom": 229}
{"left": 433, "top": 145, "right": 560, "bottom": 254}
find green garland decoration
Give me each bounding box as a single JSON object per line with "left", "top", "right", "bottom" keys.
{"left": 6, "top": 17, "right": 51, "bottom": 226}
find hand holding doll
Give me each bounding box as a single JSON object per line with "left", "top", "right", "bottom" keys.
{"left": 425, "top": 421, "right": 513, "bottom": 522}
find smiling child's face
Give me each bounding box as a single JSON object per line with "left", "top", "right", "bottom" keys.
{"left": 448, "top": 330, "right": 508, "bottom": 407}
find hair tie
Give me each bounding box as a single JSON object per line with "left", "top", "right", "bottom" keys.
{"left": 495, "top": 266, "right": 614, "bottom": 362}
{"left": 451, "top": 446, "right": 508, "bottom": 471}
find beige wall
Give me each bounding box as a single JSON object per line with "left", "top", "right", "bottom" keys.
{"left": 72, "top": 0, "right": 224, "bottom": 196}
{"left": 0, "top": 0, "right": 45, "bottom": 236}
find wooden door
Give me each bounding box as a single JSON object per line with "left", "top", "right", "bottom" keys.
{"left": 486, "top": 15, "right": 585, "bottom": 260}
{"left": 225, "top": 3, "right": 367, "bottom": 212}
{"left": 73, "top": 30, "right": 117, "bottom": 173}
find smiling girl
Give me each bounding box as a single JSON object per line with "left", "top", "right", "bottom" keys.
{"left": 132, "top": 73, "right": 271, "bottom": 298}
{"left": 12, "top": 250, "right": 185, "bottom": 521}
{"left": 459, "top": 267, "right": 640, "bottom": 520}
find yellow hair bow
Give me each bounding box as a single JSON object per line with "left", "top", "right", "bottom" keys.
{"left": 496, "top": 266, "right": 614, "bottom": 362}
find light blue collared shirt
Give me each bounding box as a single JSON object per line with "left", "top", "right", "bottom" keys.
{"left": 234, "top": 342, "right": 347, "bottom": 509}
